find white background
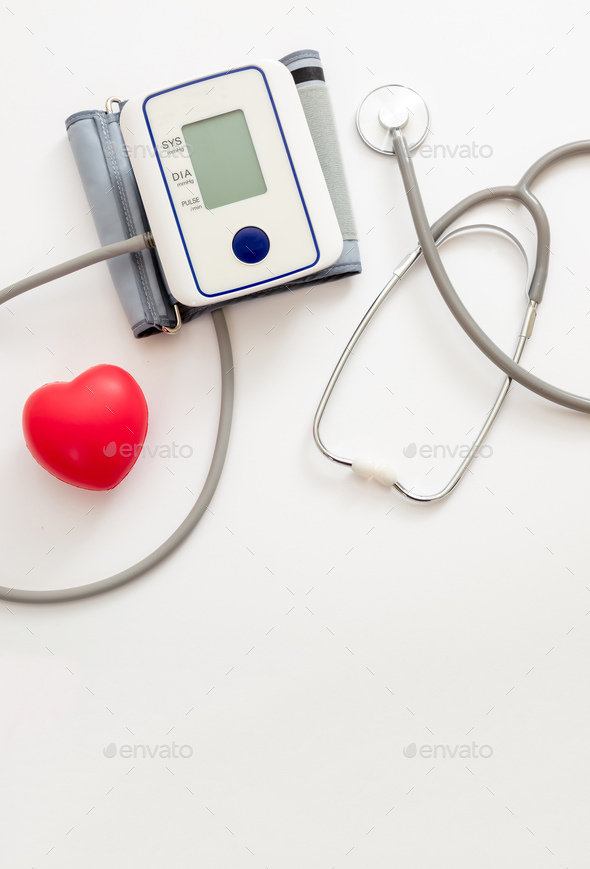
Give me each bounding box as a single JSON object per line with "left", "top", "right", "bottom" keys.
{"left": 1, "top": 1, "right": 590, "bottom": 866}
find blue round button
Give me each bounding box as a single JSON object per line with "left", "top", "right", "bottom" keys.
{"left": 232, "top": 226, "right": 270, "bottom": 264}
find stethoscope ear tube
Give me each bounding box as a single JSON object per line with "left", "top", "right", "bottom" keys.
{"left": 313, "top": 224, "right": 534, "bottom": 502}
{"left": 392, "top": 126, "right": 590, "bottom": 415}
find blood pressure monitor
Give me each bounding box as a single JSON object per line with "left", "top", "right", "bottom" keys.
{"left": 121, "top": 59, "right": 343, "bottom": 306}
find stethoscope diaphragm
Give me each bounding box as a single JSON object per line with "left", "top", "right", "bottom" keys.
{"left": 356, "top": 84, "right": 430, "bottom": 155}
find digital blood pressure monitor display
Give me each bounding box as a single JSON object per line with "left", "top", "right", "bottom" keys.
{"left": 121, "top": 60, "right": 343, "bottom": 306}
{"left": 182, "top": 109, "right": 267, "bottom": 210}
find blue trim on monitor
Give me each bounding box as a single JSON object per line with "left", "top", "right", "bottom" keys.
{"left": 142, "top": 65, "right": 321, "bottom": 299}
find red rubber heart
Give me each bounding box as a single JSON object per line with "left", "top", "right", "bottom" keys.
{"left": 22, "top": 364, "right": 149, "bottom": 491}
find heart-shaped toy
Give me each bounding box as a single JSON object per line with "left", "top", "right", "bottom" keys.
{"left": 22, "top": 365, "right": 149, "bottom": 491}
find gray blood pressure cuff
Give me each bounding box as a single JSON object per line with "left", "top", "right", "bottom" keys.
{"left": 65, "top": 49, "right": 361, "bottom": 338}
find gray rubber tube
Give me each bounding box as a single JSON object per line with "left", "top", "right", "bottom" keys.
{"left": 0, "top": 239, "right": 233, "bottom": 603}
{"left": 393, "top": 128, "right": 590, "bottom": 414}
{"left": 0, "top": 234, "right": 153, "bottom": 303}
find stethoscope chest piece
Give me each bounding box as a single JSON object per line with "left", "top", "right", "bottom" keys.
{"left": 356, "top": 85, "right": 430, "bottom": 154}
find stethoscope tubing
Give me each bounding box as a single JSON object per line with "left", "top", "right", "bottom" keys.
{"left": 393, "top": 127, "right": 590, "bottom": 414}
{"left": 314, "top": 127, "right": 590, "bottom": 499}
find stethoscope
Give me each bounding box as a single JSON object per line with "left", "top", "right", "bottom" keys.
{"left": 314, "top": 84, "right": 590, "bottom": 502}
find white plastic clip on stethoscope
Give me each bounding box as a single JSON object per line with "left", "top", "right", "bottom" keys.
{"left": 314, "top": 84, "right": 590, "bottom": 503}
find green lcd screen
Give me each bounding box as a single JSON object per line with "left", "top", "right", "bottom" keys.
{"left": 182, "top": 109, "right": 267, "bottom": 210}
